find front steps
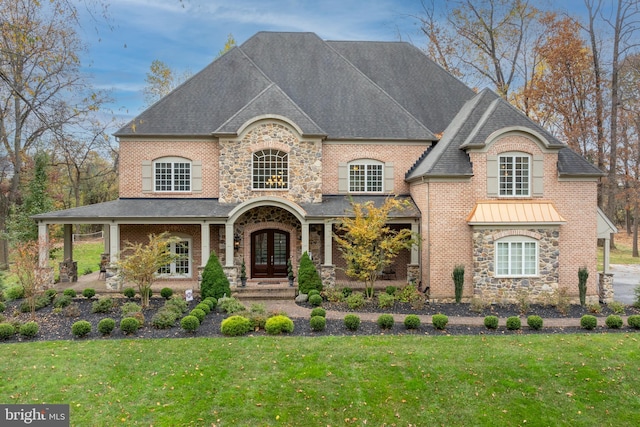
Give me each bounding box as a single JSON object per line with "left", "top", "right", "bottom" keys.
{"left": 232, "top": 280, "right": 297, "bottom": 300}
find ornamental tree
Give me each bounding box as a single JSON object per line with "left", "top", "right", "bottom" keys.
{"left": 334, "top": 198, "right": 416, "bottom": 298}
{"left": 117, "top": 232, "right": 182, "bottom": 309}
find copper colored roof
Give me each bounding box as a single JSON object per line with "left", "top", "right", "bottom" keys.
{"left": 467, "top": 201, "right": 566, "bottom": 225}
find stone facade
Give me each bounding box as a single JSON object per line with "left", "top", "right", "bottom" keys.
{"left": 599, "top": 272, "right": 614, "bottom": 303}
{"left": 472, "top": 228, "right": 560, "bottom": 304}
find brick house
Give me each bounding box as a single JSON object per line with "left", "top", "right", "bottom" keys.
{"left": 34, "top": 32, "right": 614, "bottom": 303}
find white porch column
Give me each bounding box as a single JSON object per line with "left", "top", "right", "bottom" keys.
{"left": 225, "top": 223, "right": 234, "bottom": 267}
{"left": 323, "top": 221, "right": 333, "bottom": 265}
{"left": 201, "top": 222, "right": 210, "bottom": 266}
{"left": 38, "top": 223, "right": 49, "bottom": 268}
{"left": 301, "top": 221, "right": 309, "bottom": 256}
{"left": 109, "top": 224, "right": 120, "bottom": 263}
{"left": 603, "top": 237, "right": 611, "bottom": 274}
{"left": 411, "top": 221, "right": 419, "bottom": 265}
{"left": 63, "top": 224, "right": 73, "bottom": 261}
{"left": 103, "top": 224, "right": 110, "bottom": 254}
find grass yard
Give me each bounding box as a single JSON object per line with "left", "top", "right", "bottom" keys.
{"left": 1, "top": 334, "right": 639, "bottom": 426}
{"left": 598, "top": 233, "right": 640, "bottom": 266}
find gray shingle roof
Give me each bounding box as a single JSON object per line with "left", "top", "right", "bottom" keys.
{"left": 116, "top": 32, "right": 474, "bottom": 140}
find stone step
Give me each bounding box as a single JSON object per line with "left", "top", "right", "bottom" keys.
{"left": 232, "top": 284, "right": 297, "bottom": 300}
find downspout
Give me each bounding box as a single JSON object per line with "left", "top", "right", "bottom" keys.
{"left": 424, "top": 177, "right": 431, "bottom": 291}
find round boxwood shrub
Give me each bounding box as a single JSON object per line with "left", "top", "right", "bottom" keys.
{"left": 97, "top": 318, "right": 116, "bottom": 335}
{"left": 506, "top": 316, "right": 521, "bottom": 330}
{"left": 308, "top": 289, "right": 320, "bottom": 297}
{"left": 377, "top": 314, "right": 394, "bottom": 329}
{"left": 63, "top": 288, "right": 77, "bottom": 298}
{"left": 432, "top": 314, "right": 448, "bottom": 330}
{"left": 527, "top": 315, "right": 543, "bottom": 330}
{"left": 202, "top": 297, "right": 217, "bottom": 310}
{"left": 123, "top": 287, "right": 136, "bottom": 299}
{"left": 71, "top": 320, "right": 92, "bottom": 338}
{"left": 404, "top": 314, "right": 420, "bottom": 330}
{"left": 309, "top": 315, "right": 326, "bottom": 331}
{"left": 82, "top": 288, "right": 96, "bottom": 299}
{"left": 484, "top": 315, "right": 499, "bottom": 330}
{"left": 19, "top": 321, "right": 39, "bottom": 338}
{"left": 160, "top": 287, "right": 173, "bottom": 300}
{"left": 195, "top": 302, "right": 211, "bottom": 315}
{"left": 189, "top": 308, "right": 206, "bottom": 323}
{"left": 628, "top": 314, "right": 640, "bottom": 329}
{"left": 120, "top": 317, "right": 141, "bottom": 334}
{"left": 265, "top": 315, "right": 294, "bottom": 335}
{"left": 310, "top": 307, "right": 326, "bottom": 318}
{"left": 580, "top": 315, "right": 597, "bottom": 330}
{"left": 605, "top": 314, "right": 623, "bottom": 329}
{"left": 0, "top": 322, "right": 16, "bottom": 340}
{"left": 0, "top": 301, "right": 5, "bottom": 313}
{"left": 344, "top": 314, "right": 361, "bottom": 331}
{"left": 309, "top": 294, "right": 323, "bottom": 307}
{"left": 220, "top": 315, "right": 251, "bottom": 336}
{"left": 180, "top": 315, "right": 200, "bottom": 332}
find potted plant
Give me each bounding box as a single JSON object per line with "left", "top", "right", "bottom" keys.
{"left": 287, "top": 258, "right": 295, "bottom": 287}
{"left": 240, "top": 259, "right": 247, "bottom": 287}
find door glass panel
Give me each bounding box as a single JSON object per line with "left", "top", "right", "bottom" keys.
{"left": 255, "top": 233, "right": 267, "bottom": 265}
{"left": 273, "top": 232, "right": 287, "bottom": 266}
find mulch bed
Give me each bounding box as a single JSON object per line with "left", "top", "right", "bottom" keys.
{"left": 1, "top": 297, "right": 639, "bottom": 343}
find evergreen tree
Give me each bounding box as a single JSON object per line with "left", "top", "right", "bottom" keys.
{"left": 201, "top": 251, "right": 231, "bottom": 300}
{"left": 297, "top": 251, "right": 322, "bottom": 294}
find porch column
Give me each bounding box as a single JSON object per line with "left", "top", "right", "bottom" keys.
{"left": 301, "top": 221, "right": 309, "bottom": 255}
{"left": 63, "top": 224, "right": 73, "bottom": 261}
{"left": 201, "top": 222, "right": 210, "bottom": 266}
{"left": 225, "top": 223, "right": 234, "bottom": 267}
{"left": 603, "top": 236, "right": 611, "bottom": 274}
{"left": 323, "top": 221, "right": 333, "bottom": 265}
{"left": 38, "top": 223, "right": 49, "bottom": 268}
{"left": 103, "top": 224, "right": 110, "bottom": 253}
{"left": 109, "top": 223, "right": 120, "bottom": 263}
{"left": 411, "top": 221, "right": 419, "bottom": 265}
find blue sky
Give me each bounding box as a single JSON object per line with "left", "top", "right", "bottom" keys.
{"left": 78, "top": 0, "right": 427, "bottom": 122}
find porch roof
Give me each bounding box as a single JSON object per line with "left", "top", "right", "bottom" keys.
{"left": 467, "top": 201, "right": 566, "bottom": 226}
{"left": 32, "top": 195, "right": 420, "bottom": 223}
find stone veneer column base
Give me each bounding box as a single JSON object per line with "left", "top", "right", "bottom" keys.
{"left": 406, "top": 264, "right": 420, "bottom": 286}
{"left": 598, "top": 272, "right": 614, "bottom": 303}
{"left": 321, "top": 265, "right": 335, "bottom": 288}
{"left": 224, "top": 266, "right": 239, "bottom": 288}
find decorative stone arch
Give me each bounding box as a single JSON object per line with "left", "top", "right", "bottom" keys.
{"left": 237, "top": 115, "right": 305, "bottom": 141}
{"left": 242, "top": 221, "right": 298, "bottom": 279}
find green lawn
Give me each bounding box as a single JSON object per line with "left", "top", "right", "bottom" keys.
{"left": 598, "top": 241, "right": 640, "bottom": 266}
{"left": 1, "top": 334, "right": 639, "bottom": 426}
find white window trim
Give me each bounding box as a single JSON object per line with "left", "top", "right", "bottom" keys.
{"left": 157, "top": 237, "right": 192, "bottom": 278}
{"left": 153, "top": 157, "right": 192, "bottom": 193}
{"left": 252, "top": 149, "right": 289, "bottom": 190}
{"left": 348, "top": 159, "right": 384, "bottom": 193}
{"left": 495, "top": 236, "right": 538, "bottom": 278}
{"left": 498, "top": 153, "right": 531, "bottom": 198}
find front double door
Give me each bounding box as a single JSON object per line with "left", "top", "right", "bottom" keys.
{"left": 251, "top": 229, "right": 290, "bottom": 278}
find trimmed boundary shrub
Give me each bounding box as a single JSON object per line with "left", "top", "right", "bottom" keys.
{"left": 0, "top": 322, "right": 16, "bottom": 340}
{"left": 580, "top": 315, "right": 597, "bottom": 330}
{"left": 344, "top": 314, "right": 361, "bottom": 331}
{"left": 377, "top": 314, "right": 395, "bottom": 330}
{"left": 506, "top": 316, "right": 521, "bottom": 330}
{"left": 605, "top": 315, "right": 623, "bottom": 329}
{"left": 160, "top": 287, "right": 173, "bottom": 300}
{"left": 120, "top": 317, "right": 141, "bottom": 334}
{"left": 195, "top": 303, "right": 211, "bottom": 315}
{"left": 404, "top": 314, "right": 420, "bottom": 330}
{"left": 221, "top": 315, "right": 251, "bottom": 336}
{"left": 82, "top": 288, "right": 96, "bottom": 299}
{"left": 181, "top": 315, "right": 200, "bottom": 333}
{"left": 432, "top": 314, "right": 448, "bottom": 330}
{"left": 71, "top": 320, "right": 92, "bottom": 338}
{"left": 628, "top": 314, "right": 640, "bottom": 329}
{"left": 309, "top": 294, "right": 323, "bottom": 307}
{"left": 265, "top": 315, "right": 294, "bottom": 335}
{"left": 310, "top": 307, "right": 326, "bottom": 318}
{"left": 123, "top": 287, "right": 136, "bottom": 299}
{"left": 19, "top": 321, "right": 39, "bottom": 338}
{"left": 189, "top": 308, "right": 206, "bottom": 323}
{"left": 97, "top": 318, "right": 116, "bottom": 335}
{"left": 527, "top": 315, "right": 543, "bottom": 330}
{"left": 484, "top": 315, "right": 499, "bottom": 330}
{"left": 310, "top": 315, "right": 326, "bottom": 331}
{"left": 63, "top": 288, "right": 77, "bottom": 298}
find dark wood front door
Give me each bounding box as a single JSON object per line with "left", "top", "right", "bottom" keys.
{"left": 251, "top": 229, "right": 290, "bottom": 278}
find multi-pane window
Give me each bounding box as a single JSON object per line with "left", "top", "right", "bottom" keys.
{"left": 499, "top": 154, "right": 529, "bottom": 196}
{"left": 252, "top": 149, "right": 288, "bottom": 189}
{"left": 155, "top": 160, "right": 191, "bottom": 192}
{"left": 349, "top": 161, "right": 383, "bottom": 192}
{"left": 496, "top": 240, "right": 537, "bottom": 276}
{"left": 158, "top": 240, "right": 190, "bottom": 277}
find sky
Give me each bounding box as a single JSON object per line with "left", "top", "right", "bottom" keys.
{"left": 77, "top": 0, "right": 429, "bottom": 123}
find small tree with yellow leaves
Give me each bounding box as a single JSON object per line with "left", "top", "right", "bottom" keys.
{"left": 334, "top": 198, "right": 416, "bottom": 298}
{"left": 11, "top": 238, "right": 54, "bottom": 320}
{"left": 117, "top": 232, "right": 182, "bottom": 309}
